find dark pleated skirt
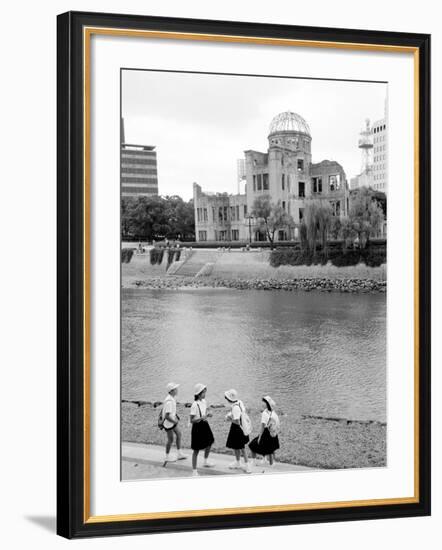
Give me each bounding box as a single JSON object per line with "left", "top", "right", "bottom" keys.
{"left": 226, "top": 422, "right": 249, "bottom": 450}
{"left": 191, "top": 420, "right": 215, "bottom": 451}
{"left": 248, "top": 428, "right": 280, "bottom": 455}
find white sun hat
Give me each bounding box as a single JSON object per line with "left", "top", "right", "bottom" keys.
{"left": 194, "top": 383, "right": 207, "bottom": 396}
{"left": 263, "top": 395, "right": 276, "bottom": 410}
{"left": 224, "top": 389, "right": 238, "bottom": 402}
{"left": 166, "top": 382, "right": 180, "bottom": 393}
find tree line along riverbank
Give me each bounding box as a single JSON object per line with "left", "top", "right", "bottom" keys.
{"left": 122, "top": 401, "right": 386, "bottom": 469}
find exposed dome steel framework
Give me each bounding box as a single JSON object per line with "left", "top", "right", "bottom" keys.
{"left": 269, "top": 111, "right": 311, "bottom": 136}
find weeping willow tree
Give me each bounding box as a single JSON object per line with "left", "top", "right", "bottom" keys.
{"left": 304, "top": 199, "right": 319, "bottom": 252}
{"left": 316, "top": 202, "right": 333, "bottom": 256}
{"left": 304, "top": 199, "right": 333, "bottom": 256}
{"left": 348, "top": 187, "right": 385, "bottom": 248}
{"left": 300, "top": 222, "right": 308, "bottom": 251}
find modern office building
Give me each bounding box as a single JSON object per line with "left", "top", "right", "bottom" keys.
{"left": 194, "top": 111, "right": 349, "bottom": 243}
{"left": 120, "top": 118, "right": 159, "bottom": 198}
{"left": 372, "top": 117, "right": 388, "bottom": 192}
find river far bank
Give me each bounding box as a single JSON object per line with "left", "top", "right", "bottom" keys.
{"left": 122, "top": 248, "right": 386, "bottom": 292}
{"left": 122, "top": 401, "right": 386, "bottom": 469}
{"left": 124, "top": 274, "right": 386, "bottom": 293}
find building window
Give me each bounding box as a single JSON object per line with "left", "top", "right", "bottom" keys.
{"left": 330, "top": 201, "right": 341, "bottom": 217}
{"left": 218, "top": 207, "right": 223, "bottom": 222}
{"left": 219, "top": 230, "right": 227, "bottom": 241}
{"left": 282, "top": 201, "right": 286, "bottom": 211}
{"left": 244, "top": 205, "right": 247, "bottom": 216}
{"left": 329, "top": 174, "right": 341, "bottom": 191}
{"left": 257, "top": 174, "right": 262, "bottom": 191}
{"left": 230, "top": 206, "right": 235, "bottom": 221}
{"left": 297, "top": 159, "right": 304, "bottom": 172}
{"left": 312, "top": 176, "right": 322, "bottom": 193}
{"left": 232, "top": 229, "right": 239, "bottom": 241}
{"left": 236, "top": 205, "right": 240, "bottom": 220}
{"left": 198, "top": 231, "right": 207, "bottom": 241}
{"left": 263, "top": 173, "right": 269, "bottom": 190}
{"left": 299, "top": 207, "right": 304, "bottom": 221}
{"left": 282, "top": 174, "right": 285, "bottom": 190}
{"left": 223, "top": 206, "right": 228, "bottom": 221}
{"left": 298, "top": 181, "right": 305, "bottom": 198}
{"left": 253, "top": 175, "right": 256, "bottom": 191}
{"left": 212, "top": 207, "right": 215, "bottom": 221}
{"left": 197, "top": 208, "right": 201, "bottom": 222}
{"left": 203, "top": 208, "right": 208, "bottom": 222}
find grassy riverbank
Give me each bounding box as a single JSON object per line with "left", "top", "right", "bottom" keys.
{"left": 122, "top": 402, "right": 386, "bottom": 469}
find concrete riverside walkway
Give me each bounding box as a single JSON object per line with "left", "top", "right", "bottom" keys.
{"left": 122, "top": 441, "right": 314, "bottom": 480}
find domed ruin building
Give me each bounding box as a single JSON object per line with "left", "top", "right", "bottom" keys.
{"left": 193, "top": 111, "right": 349, "bottom": 242}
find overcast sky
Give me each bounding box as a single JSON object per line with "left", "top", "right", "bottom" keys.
{"left": 122, "top": 69, "right": 387, "bottom": 201}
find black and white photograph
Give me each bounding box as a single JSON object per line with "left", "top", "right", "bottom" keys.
{"left": 120, "top": 69, "right": 388, "bottom": 481}
{"left": 0, "top": 0, "right": 436, "bottom": 544}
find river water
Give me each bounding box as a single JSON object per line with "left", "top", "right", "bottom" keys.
{"left": 122, "top": 288, "right": 386, "bottom": 423}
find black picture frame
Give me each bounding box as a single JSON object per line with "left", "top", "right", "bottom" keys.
{"left": 57, "top": 10, "right": 431, "bottom": 539}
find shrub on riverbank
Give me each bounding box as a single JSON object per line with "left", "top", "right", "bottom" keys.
{"left": 360, "top": 247, "right": 387, "bottom": 267}
{"left": 150, "top": 247, "right": 164, "bottom": 265}
{"left": 121, "top": 248, "right": 134, "bottom": 264}
{"left": 166, "top": 248, "right": 181, "bottom": 269}
{"left": 270, "top": 244, "right": 386, "bottom": 268}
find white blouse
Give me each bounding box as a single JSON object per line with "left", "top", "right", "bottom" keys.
{"left": 190, "top": 398, "right": 207, "bottom": 418}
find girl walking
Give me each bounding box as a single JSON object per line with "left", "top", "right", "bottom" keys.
{"left": 161, "top": 382, "right": 187, "bottom": 464}
{"left": 190, "top": 383, "right": 216, "bottom": 476}
{"left": 248, "top": 395, "right": 280, "bottom": 468}
{"left": 224, "top": 389, "right": 252, "bottom": 473}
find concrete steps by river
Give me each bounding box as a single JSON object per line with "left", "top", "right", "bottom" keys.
{"left": 171, "top": 249, "right": 220, "bottom": 277}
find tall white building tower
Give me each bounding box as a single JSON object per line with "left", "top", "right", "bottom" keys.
{"left": 372, "top": 97, "right": 388, "bottom": 192}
